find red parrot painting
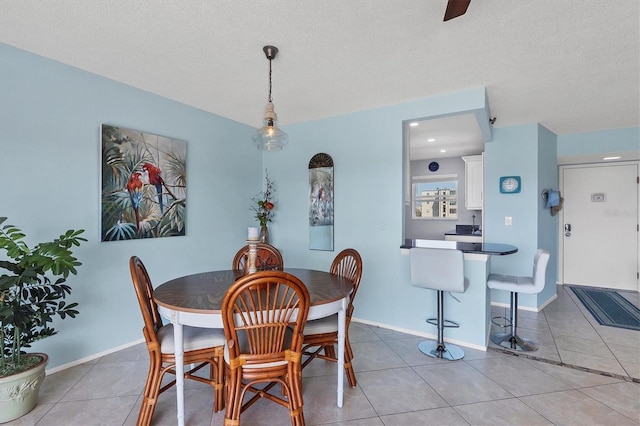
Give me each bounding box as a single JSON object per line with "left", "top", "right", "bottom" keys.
{"left": 143, "top": 163, "right": 164, "bottom": 213}
{"left": 126, "top": 172, "right": 143, "bottom": 231}
{"left": 101, "top": 125, "right": 187, "bottom": 241}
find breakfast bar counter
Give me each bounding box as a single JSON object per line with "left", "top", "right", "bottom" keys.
{"left": 401, "top": 239, "right": 518, "bottom": 349}
{"left": 401, "top": 239, "right": 518, "bottom": 255}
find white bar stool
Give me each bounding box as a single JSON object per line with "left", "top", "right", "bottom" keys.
{"left": 410, "top": 247, "right": 469, "bottom": 360}
{"left": 487, "top": 249, "right": 550, "bottom": 351}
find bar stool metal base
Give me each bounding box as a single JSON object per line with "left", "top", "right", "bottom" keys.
{"left": 490, "top": 332, "right": 539, "bottom": 351}
{"left": 418, "top": 340, "right": 465, "bottom": 360}
{"left": 489, "top": 291, "right": 539, "bottom": 351}
{"left": 418, "top": 290, "right": 465, "bottom": 361}
{"left": 418, "top": 290, "right": 464, "bottom": 361}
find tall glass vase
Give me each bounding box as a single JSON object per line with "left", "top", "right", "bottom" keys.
{"left": 259, "top": 225, "right": 269, "bottom": 244}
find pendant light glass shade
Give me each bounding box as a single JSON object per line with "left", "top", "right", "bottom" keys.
{"left": 253, "top": 45, "right": 288, "bottom": 151}
{"left": 253, "top": 101, "right": 289, "bottom": 150}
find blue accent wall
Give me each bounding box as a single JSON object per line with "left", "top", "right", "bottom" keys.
{"left": 2, "top": 42, "right": 638, "bottom": 367}
{"left": 484, "top": 124, "right": 540, "bottom": 271}
{"left": 537, "top": 124, "right": 559, "bottom": 306}
{"left": 483, "top": 124, "right": 558, "bottom": 308}
{"left": 260, "top": 88, "right": 491, "bottom": 342}
{"left": 0, "top": 43, "right": 261, "bottom": 369}
{"left": 558, "top": 127, "right": 639, "bottom": 156}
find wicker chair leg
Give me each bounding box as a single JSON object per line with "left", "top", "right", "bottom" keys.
{"left": 137, "top": 396, "right": 154, "bottom": 426}
{"left": 344, "top": 363, "right": 357, "bottom": 388}
{"left": 224, "top": 370, "right": 243, "bottom": 426}
{"left": 323, "top": 344, "right": 336, "bottom": 359}
{"left": 212, "top": 350, "right": 225, "bottom": 412}
{"left": 346, "top": 337, "right": 354, "bottom": 361}
{"left": 137, "top": 386, "right": 152, "bottom": 426}
{"left": 327, "top": 340, "right": 357, "bottom": 387}
{"left": 288, "top": 370, "right": 305, "bottom": 426}
{"left": 138, "top": 363, "right": 162, "bottom": 426}
{"left": 344, "top": 338, "right": 357, "bottom": 387}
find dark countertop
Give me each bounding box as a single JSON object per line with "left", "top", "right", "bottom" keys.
{"left": 401, "top": 239, "right": 518, "bottom": 255}
{"left": 444, "top": 230, "right": 482, "bottom": 236}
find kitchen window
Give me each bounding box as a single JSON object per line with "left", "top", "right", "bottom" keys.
{"left": 412, "top": 175, "right": 458, "bottom": 220}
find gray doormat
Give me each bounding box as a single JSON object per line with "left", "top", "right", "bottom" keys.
{"left": 570, "top": 286, "right": 640, "bottom": 331}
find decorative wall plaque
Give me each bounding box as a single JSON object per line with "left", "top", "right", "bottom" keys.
{"left": 308, "top": 153, "right": 334, "bottom": 251}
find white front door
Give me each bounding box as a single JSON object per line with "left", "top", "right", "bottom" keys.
{"left": 561, "top": 163, "right": 639, "bottom": 291}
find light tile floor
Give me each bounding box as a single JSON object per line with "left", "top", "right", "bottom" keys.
{"left": 7, "top": 285, "right": 640, "bottom": 425}
{"left": 489, "top": 284, "right": 640, "bottom": 382}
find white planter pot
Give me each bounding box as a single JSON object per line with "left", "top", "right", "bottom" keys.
{"left": 0, "top": 353, "right": 48, "bottom": 423}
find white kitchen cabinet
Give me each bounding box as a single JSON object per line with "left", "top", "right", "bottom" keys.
{"left": 462, "top": 155, "right": 483, "bottom": 210}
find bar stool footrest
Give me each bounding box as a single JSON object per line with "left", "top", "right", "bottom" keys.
{"left": 426, "top": 318, "right": 460, "bottom": 328}
{"left": 490, "top": 315, "right": 512, "bottom": 329}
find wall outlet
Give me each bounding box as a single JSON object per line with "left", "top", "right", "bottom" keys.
{"left": 505, "top": 216, "right": 512, "bottom": 226}
{"left": 379, "top": 216, "right": 388, "bottom": 231}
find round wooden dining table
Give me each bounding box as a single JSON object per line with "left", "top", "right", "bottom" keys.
{"left": 154, "top": 268, "right": 354, "bottom": 426}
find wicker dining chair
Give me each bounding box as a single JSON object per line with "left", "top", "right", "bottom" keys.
{"left": 301, "top": 248, "right": 363, "bottom": 387}
{"left": 222, "top": 271, "right": 310, "bottom": 426}
{"left": 129, "top": 256, "right": 226, "bottom": 425}
{"left": 232, "top": 243, "right": 284, "bottom": 272}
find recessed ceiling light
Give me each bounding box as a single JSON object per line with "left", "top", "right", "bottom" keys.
{"left": 602, "top": 156, "right": 621, "bottom": 160}
{"left": 409, "top": 122, "right": 419, "bottom": 127}
{"left": 440, "top": 149, "right": 446, "bottom": 153}
{"left": 427, "top": 138, "right": 436, "bottom": 142}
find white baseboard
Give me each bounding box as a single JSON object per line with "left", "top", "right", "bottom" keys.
{"left": 538, "top": 293, "right": 558, "bottom": 310}
{"left": 45, "top": 338, "right": 145, "bottom": 375}
{"left": 48, "top": 315, "right": 501, "bottom": 376}
{"left": 351, "top": 317, "right": 487, "bottom": 352}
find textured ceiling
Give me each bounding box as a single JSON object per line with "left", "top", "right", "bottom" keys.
{"left": 1, "top": 0, "right": 639, "bottom": 137}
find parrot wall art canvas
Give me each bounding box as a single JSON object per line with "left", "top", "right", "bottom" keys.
{"left": 101, "top": 124, "right": 187, "bottom": 241}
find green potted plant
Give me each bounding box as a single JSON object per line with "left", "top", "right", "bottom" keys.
{"left": 0, "top": 217, "right": 86, "bottom": 422}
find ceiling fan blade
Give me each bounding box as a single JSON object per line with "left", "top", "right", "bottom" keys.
{"left": 443, "top": 0, "right": 471, "bottom": 21}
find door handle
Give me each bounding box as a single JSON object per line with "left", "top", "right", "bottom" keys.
{"left": 564, "top": 223, "right": 571, "bottom": 237}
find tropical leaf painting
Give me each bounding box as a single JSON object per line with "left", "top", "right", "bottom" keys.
{"left": 101, "top": 124, "right": 187, "bottom": 241}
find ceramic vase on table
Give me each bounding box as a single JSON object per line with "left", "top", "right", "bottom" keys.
{"left": 260, "top": 225, "right": 269, "bottom": 244}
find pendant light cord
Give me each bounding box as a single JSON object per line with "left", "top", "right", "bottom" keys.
{"left": 268, "top": 58, "right": 273, "bottom": 103}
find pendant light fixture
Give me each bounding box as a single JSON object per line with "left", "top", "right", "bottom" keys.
{"left": 253, "top": 45, "right": 289, "bottom": 151}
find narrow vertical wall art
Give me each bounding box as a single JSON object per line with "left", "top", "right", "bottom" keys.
{"left": 308, "top": 153, "right": 334, "bottom": 250}
{"left": 101, "top": 124, "right": 187, "bottom": 241}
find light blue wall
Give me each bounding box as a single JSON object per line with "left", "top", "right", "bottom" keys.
{"left": 1, "top": 43, "right": 494, "bottom": 367}
{"left": 557, "top": 127, "right": 639, "bottom": 156}
{"left": 483, "top": 124, "right": 558, "bottom": 308}
{"left": 3, "top": 43, "right": 638, "bottom": 367}
{"left": 261, "top": 88, "right": 490, "bottom": 336}
{"left": 537, "top": 124, "right": 559, "bottom": 305}
{"left": 0, "top": 44, "right": 261, "bottom": 369}
{"left": 484, "top": 124, "right": 540, "bottom": 271}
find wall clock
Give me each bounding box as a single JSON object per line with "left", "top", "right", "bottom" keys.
{"left": 428, "top": 161, "right": 439, "bottom": 172}
{"left": 500, "top": 176, "right": 521, "bottom": 194}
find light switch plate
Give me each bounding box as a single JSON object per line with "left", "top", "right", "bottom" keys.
{"left": 505, "top": 216, "right": 512, "bottom": 226}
